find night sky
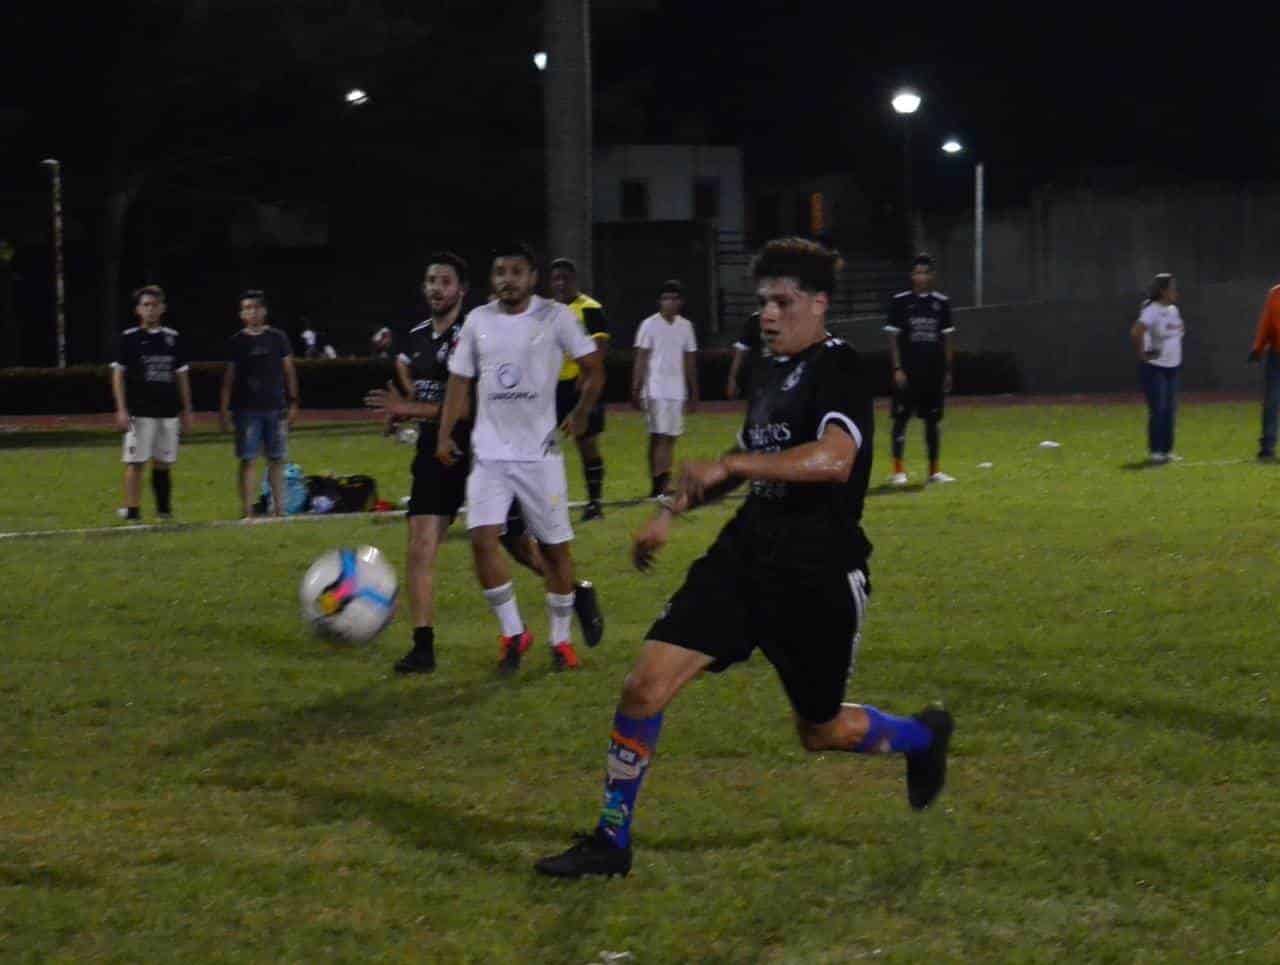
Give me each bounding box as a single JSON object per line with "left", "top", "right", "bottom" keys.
{"left": 2, "top": 1, "right": 1277, "bottom": 361}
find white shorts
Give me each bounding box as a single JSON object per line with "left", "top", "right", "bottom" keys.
{"left": 122, "top": 417, "right": 179, "bottom": 464}
{"left": 465, "top": 457, "right": 574, "bottom": 545}
{"left": 645, "top": 398, "right": 685, "bottom": 436}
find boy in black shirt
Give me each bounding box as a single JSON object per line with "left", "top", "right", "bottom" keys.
{"left": 536, "top": 238, "right": 953, "bottom": 879}
{"left": 111, "top": 285, "right": 193, "bottom": 521}
{"left": 218, "top": 290, "right": 300, "bottom": 519}
{"left": 885, "top": 254, "right": 956, "bottom": 485}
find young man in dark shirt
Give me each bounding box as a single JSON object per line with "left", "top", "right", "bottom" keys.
{"left": 111, "top": 285, "right": 193, "bottom": 521}
{"left": 885, "top": 254, "right": 956, "bottom": 485}
{"left": 218, "top": 290, "right": 300, "bottom": 519}
{"left": 536, "top": 238, "right": 953, "bottom": 879}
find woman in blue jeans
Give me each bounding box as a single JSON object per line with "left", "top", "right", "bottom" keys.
{"left": 1130, "top": 274, "right": 1185, "bottom": 464}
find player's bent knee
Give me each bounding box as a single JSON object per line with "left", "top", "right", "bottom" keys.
{"left": 619, "top": 670, "right": 673, "bottom": 718}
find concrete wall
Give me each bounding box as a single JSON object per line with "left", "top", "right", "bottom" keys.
{"left": 835, "top": 277, "right": 1272, "bottom": 394}
{"left": 924, "top": 184, "right": 1280, "bottom": 310}
{"left": 593, "top": 145, "right": 744, "bottom": 233}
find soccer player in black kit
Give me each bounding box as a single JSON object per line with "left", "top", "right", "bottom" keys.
{"left": 885, "top": 253, "right": 956, "bottom": 485}
{"left": 365, "top": 253, "right": 603, "bottom": 675}
{"left": 536, "top": 238, "right": 953, "bottom": 879}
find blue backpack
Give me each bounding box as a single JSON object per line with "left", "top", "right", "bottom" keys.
{"left": 255, "top": 462, "right": 310, "bottom": 515}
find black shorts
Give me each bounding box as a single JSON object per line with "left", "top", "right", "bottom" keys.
{"left": 646, "top": 511, "right": 870, "bottom": 724}
{"left": 408, "top": 449, "right": 469, "bottom": 519}
{"left": 555, "top": 379, "right": 606, "bottom": 437}
{"left": 892, "top": 381, "right": 945, "bottom": 422}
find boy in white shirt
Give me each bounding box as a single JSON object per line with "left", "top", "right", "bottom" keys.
{"left": 631, "top": 280, "right": 699, "bottom": 497}
{"left": 437, "top": 242, "right": 606, "bottom": 673}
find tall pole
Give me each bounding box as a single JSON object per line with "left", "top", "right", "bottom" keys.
{"left": 974, "top": 161, "right": 985, "bottom": 308}
{"left": 42, "top": 159, "right": 66, "bottom": 368}
{"left": 902, "top": 116, "right": 914, "bottom": 255}
{"left": 542, "top": 0, "right": 593, "bottom": 290}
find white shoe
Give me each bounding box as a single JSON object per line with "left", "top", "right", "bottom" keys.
{"left": 1149, "top": 452, "right": 1168, "bottom": 465}
{"left": 928, "top": 472, "right": 956, "bottom": 484}
{"left": 890, "top": 472, "right": 908, "bottom": 486}
{"left": 1165, "top": 452, "right": 1183, "bottom": 462}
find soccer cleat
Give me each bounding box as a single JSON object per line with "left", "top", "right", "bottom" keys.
{"left": 394, "top": 641, "right": 436, "bottom": 675}
{"left": 906, "top": 706, "right": 954, "bottom": 810}
{"left": 156, "top": 512, "right": 173, "bottom": 522}
{"left": 551, "top": 641, "right": 581, "bottom": 671}
{"left": 581, "top": 500, "right": 604, "bottom": 522}
{"left": 928, "top": 472, "right": 956, "bottom": 484}
{"left": 890, "top": 472, "right": 909, "bottom": 487}
{"left": 1165, "top": 453, "right": 1183, "bottom": 463}
{"left": 1148, "top": 452, "right": 1169, "bottom": 465}
{"left": 573, "top": 581, "right": 605, "bottom": 648}
{"left": 497, "top": 629, "right": 534, "bottom": 676}
{"left": 535, "top": 830, "right": 632, "bottom": 878}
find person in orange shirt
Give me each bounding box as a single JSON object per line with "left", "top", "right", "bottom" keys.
{"left": 1248, "top": 284, "right": 1280, "bottom": 461}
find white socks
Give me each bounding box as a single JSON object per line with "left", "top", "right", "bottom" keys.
{"left": 482, "top": 582, "right": 524, "bottom": 638}
{"left": 546, "top": 591, "right": 575, "bottom": 646}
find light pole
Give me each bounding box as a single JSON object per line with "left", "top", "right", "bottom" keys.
{"left": 891, "top": 90, "right": 921, "bottom": 255}
{"left": 41, "top": 158, "right": 66, "bottom": 368}
{"left": 940, "top": 139, "right": 984, "bottom": 308}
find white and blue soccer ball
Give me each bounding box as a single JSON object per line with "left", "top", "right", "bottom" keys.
{"left": 300, "top": 545, "right": 398, "bottom": 643}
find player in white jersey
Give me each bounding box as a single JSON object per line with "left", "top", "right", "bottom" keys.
{"left": 437, "top": 242, "right": 606, "bottom": 674}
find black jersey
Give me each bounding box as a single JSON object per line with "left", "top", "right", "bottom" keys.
{"left": 227, "top": 327, "right": 292, "bottom": 411}
{"left": 398, "top": 317, "right": 470, "bottom": 453}
{"left": 737, "top": 336, "right": 874, "bottom": 572}
{"left": 113, "top": 325, "right": 188, "bottom": 417}
{"left": 885, "top": 290, "right": 954, "bottom": 382}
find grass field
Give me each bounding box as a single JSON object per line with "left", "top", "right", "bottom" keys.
{"left": 2, "top": 400, "right": 1278, "bottom": 963}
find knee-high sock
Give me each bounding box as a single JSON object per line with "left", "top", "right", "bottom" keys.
{"left": 584, "top": 458, "right": 604, "bottom": 503}
{"left": 152, "top": 468, "right": 172, "bottom": 514}
{"left": 481, "top": 582, "right": 523, "bottom": 638}
{"left": 546, "top": 591, "right": 574, "bottom": 645}
{"left": 851, "top": 705, "right": 933, "bottom": 754}
{"left": 597, "top": 711, "right": 664, "bottom": 848}
{"left": 925, "top": 418, "right": 940, "bottom": 466}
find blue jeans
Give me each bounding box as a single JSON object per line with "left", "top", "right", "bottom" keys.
{"left": 1261, "top": 354, "right": 1280, "bottom": 456}
{"left": 234, "top": 410, "right": 288, "bottom": 461}
{"left": 1139, "top": 363, "right": 1178, "bottom": 455}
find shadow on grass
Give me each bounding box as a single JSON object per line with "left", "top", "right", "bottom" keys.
{"left": 158, "top": 676, "right": 514, "bottom": 763}
{"left": 1119, "top": 460, "right": 1163, "bottom": 471}
{"left": 0, "top": 863, "right": 98, "bottom": 890}
{"left": 954, "top": 674, "right": 1279, "bottom": 744}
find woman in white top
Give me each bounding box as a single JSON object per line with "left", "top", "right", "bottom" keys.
{"left": 1129, "top": 273, "right": 1185, "bottom": 464}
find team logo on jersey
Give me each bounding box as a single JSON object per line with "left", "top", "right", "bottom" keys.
{"left": 496, "top": 363, "right": 522, "bottom": 389}
{"left": 781, "top": 362, "right": 806, "bottom": 392}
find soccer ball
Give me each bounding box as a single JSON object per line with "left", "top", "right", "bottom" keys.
{"left": 299, "top": 545, "right": 398, "bottom": 643}
{"left": 395, "top": 425, "right": 419, "bottom": 446}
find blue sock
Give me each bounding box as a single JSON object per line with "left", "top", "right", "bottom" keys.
{"left": 854, "top": 705, "right": 934, "bottom": 754}
{"left": 596, "top": 710, "right": 663, "bottom": 849}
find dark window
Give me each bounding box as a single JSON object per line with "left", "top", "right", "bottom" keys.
{"left": 693, "top": 178, "right": 720, "bottom": 220}
{"left": 621, "top": 180, "right": 649, "bottom": 220}
{"left": 756, "top": 193, "right": 780, "bottom": 241}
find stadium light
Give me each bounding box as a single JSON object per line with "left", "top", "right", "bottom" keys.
{"left": 533, "top": 51, "right": 548, "bottom": 71}
{"left": 891, "top": 90, "right": 922, "bottom": 251}
{"left": 344, "top": 88, "right": 370, "bottom": 106}
{"left": 891, "top": 90, "right": 921, "bottom": 115}
{"left": 942, "top": 139, "right": 963, "bottom": 154}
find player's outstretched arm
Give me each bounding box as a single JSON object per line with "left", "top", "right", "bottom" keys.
{"left": 435, "top": 373, "right": 471, "bottom": 465}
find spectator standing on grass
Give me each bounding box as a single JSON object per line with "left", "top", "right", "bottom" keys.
{"left": 1130, "top": 273, "right": 1184, "bottom": 465}
{"left": 111, "top": 285, "right": 193, "bottom": 522}
{"left": 632, "top": 280, "right": 699, "bottom": 498}
{"left": 219, "top": 290, "right": 300, "bottom": 519}
{"left": 1247, "top": 282, "right": 1280, "bottom": 461}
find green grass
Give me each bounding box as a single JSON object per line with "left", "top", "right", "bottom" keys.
{"left": 2, "top": 402, "right": 1279, "bottom": 962}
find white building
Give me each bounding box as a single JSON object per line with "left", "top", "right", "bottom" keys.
{"left": 593, "top": 145, "right": 744, "bottom": 232}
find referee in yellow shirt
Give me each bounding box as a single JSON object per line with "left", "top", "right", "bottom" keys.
{"left": 550, "top": 258, "right": 610, "bottom": 521}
